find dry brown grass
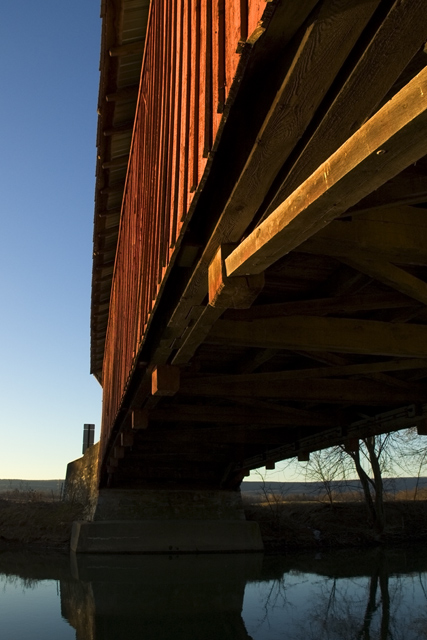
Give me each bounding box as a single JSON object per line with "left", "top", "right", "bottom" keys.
{"left": 244, "top": 500, "right": 427, "bottom": 552}
{"left": 0, "top": 498, "right": 85, "bottom": 547}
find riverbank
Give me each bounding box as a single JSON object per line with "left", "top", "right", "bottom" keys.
{"left": 0, "top": 498, "right": 84, "bottom": 549}
{"left": 244, "top": 499, "right": 427, "bottom": 552}
{"left": 0, "top": 497, "right": 426, "bottom": 551}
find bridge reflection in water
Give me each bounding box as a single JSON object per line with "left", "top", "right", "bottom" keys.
{"left": 61, "top": 547, "right": 427, "bottom": 640}
{"left": 0, "top": 547, "right": 426, "bottom": 639}
{"left": 63, "top": 553, "right": 260, "bottom": 640}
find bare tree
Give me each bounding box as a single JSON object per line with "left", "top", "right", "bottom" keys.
{"left": 302, "top": 449, "right": 346, "bottom": 506}
{"left": 299, "top": 428, "right": 427, "bottom": 534}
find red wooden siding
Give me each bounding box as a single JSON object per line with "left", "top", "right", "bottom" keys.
{"left": 100, "top": 0, "right": 266, "bottom": 457}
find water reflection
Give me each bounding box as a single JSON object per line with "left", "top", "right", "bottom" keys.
{"left": 244, "top": 548, "right": 427, "bottom": 640}
{"left": 65, "top": 553, "right": 260, "bottom": 639}
{"left": 0, "top": 546, "right": 426, "bottom": 639}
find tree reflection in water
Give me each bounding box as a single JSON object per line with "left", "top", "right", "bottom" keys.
{"left": 245, "top": 548, "right": 427, "bottom": 640}
{"left": 0, "top": 546, "right": 426, "bottom": 639}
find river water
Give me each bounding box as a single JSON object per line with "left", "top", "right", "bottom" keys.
{"left": 1, "top": 545, "right": 426, "bottom": 639}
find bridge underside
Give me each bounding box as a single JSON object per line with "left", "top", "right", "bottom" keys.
{"left": 90, "top": 1, "right": 427, "bottom": 504}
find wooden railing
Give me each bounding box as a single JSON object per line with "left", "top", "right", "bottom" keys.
{"left": 100, "top": 0, "right": 266, "bottom": 456}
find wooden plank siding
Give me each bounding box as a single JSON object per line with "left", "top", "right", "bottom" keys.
{"left": 100, "top": 0, "right": 266, "bottom": 459}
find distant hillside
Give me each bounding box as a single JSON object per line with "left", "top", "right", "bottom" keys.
{"left": 0, "top": 479, "right": 63, "bottom": 494}
{"left": 242, "top": 477, "right": 427, "bottom": 499}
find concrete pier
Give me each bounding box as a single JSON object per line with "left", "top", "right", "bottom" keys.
{"left": 65, "top": 461, "right": 263, "bottom": 553}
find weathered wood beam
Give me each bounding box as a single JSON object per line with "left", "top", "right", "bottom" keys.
{"left": 171, "top": 306, "right": 224, "bottom": 365}
{"left": 109, "top": 40, "right": 145, "bottom": 57}
{"left": 261, "top": 0, "right": 427, "bottom": 220}
{"left": 151, "top": 365, "right": 180, "bottom": 397}
{"left": 225, "top": 66, "right": 427, "bottom": 277}
{"left": 120, "top": 432, "right": 134, "bottom": 447}
{"left": 179, "top": 376, "right": 427, "bottom": 405}
{"left": 339, "top": 256, "right": 427, "bottom": 307}
{"left": 131, "top": 409, "right": 148, "bottom": 430}
{"left": 206, "top": 316, "right": 427, "bottom": 358}
{"left": 208, "top": 245, "right": 264, "bottom": 309}
{"left": 157, "top": 0, "right": 380, "bottom": 344}
{"left": 149, "top": 403, "right": 334, "bottom": 426}
{"left": 103, "top": 122, "right": 134, "bottom": 137}
{"left": 350, "top": 165, "right": 427, "bottom": 212}
{"left": 105, "top": 86, "right": 139, "bottom": 103}
{"left": 191, "top": 358, "right": 427, "bottom": 387}
{"left": 225, "top": 291, "right": 415, "bottom": 322}
{"left": 237, "top": 403, "right": 427, "bottom": 471}
{"left": 98, "top": 207, "right": 121, "bottom": 218}
{"left": 99, "top": 181, "right": 125, "bottom": 196}
{"left": 133, "top": 427, "right": 296, "bottom": 446}
{"left": 238, "top": 348, "right": 279, "bottom": 373}
{"left": 172, "top": 245, "right": 264, "bottom": 365}
{"left": 102, "top": 155, "right": 129, "bottom": 170}
{"left": 300, "top": 206, "right": 427, "bottom": 265}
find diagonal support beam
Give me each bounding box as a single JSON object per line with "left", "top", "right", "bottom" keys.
{"left": 225, "top": 66, "right": 427, "bottom": 277}
{"left": 172, "top": 245, "right": 264, "bottom": 365}
{"left": 339, "top": 256, "right": 427, "bottom": 307}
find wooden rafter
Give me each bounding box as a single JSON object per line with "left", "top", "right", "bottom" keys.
{"left": 225, "top": 291, "right": 416, "bottom": 321}
{"left": 260, "top": 0, "right": 427, "bottom": 220}
{"left": 339, "top": 256, "right": 427, "bottom": 307}
{"left": 300, "top": 206, "right": 427, "bottom": 265}
{"left": 149, "top": 403, "right": 334, "bottom": 426}
{"left": 179, "top": 376, "right": 427, "bottom": 405}
{"left": 206, "top": 316, "right": 427, "bottom": 358}
{"left": 225, "top": 65, "right": 427, "bottom": 277}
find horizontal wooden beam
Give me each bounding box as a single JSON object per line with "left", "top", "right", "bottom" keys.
{"left": 109, "top": 40, "right": 145, "bottom": 57}
{"left": 192, "top": 358, "right": 427, "bottom": 386}
{"left": 130, "top": 427, "right": 300, "bottom": 446}
{"left": 225, "top": 66, "right": 427, "bottom": 277}
{"left": 350, "top": 165, "right": 427, "bottom": 212}
{"left": 102, "top": 155, "right": 129, "bottom": 170}
{"left": 300, "top": 206, "right": 427, "bottom": 265}
{"left": 179, "top": 376, "right": 427, "bottom": 405}
{"left": 225, "top": 291, "right": 415, "bottom": 321}
{"left": 99, "top": 181, "right": 125, "bottom": 196}
{"left": 105, "top": 86, "right": 139, "bottom": 103}
{"left": 149, "top": 404, "right": 334, "bottom": 426}
{"left": 103, "top": 122, "right": 134, "bottom": 137}
{"left": 206, "top": 316, "right": 427, "bottom": 358}
{"left": 98, "top": 207, "right": 121, "bottom": 218}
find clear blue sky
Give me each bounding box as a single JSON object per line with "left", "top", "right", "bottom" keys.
{"left": 0, "top": 2, "right": 102, "bottom": 479}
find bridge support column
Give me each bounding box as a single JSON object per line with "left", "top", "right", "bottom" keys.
{"left": 70, "top": 488, "right": 263, "bottom": 553}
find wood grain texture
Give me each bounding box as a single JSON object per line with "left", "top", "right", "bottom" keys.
{"left": 262, "top": 0, "right": 427, "bottom": 220}
{"left": 350, "top": 164, "right": 427, "bottom": 212}
{"left": 191, "top": 358, "right": 427, "bottom": 385}
{"left": 206, "top": 315, "right": 427, "bottom": 358}
{"left": 338, "top": 256, "right": 427, "bottom": 307}
{"left": 225, "top": 291, "right": 416, "bottom": 321}
{"left": 300, "top": 206, "right": 427, "bottom": 265}
{"left": 149, "top": 403, "right": 334, "bottom": 426}
{"left": 225, "top": 66, "right": 427, "bottom": 277}
{"left": 179, "top": 376, "right": 427, "bottom": 404}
